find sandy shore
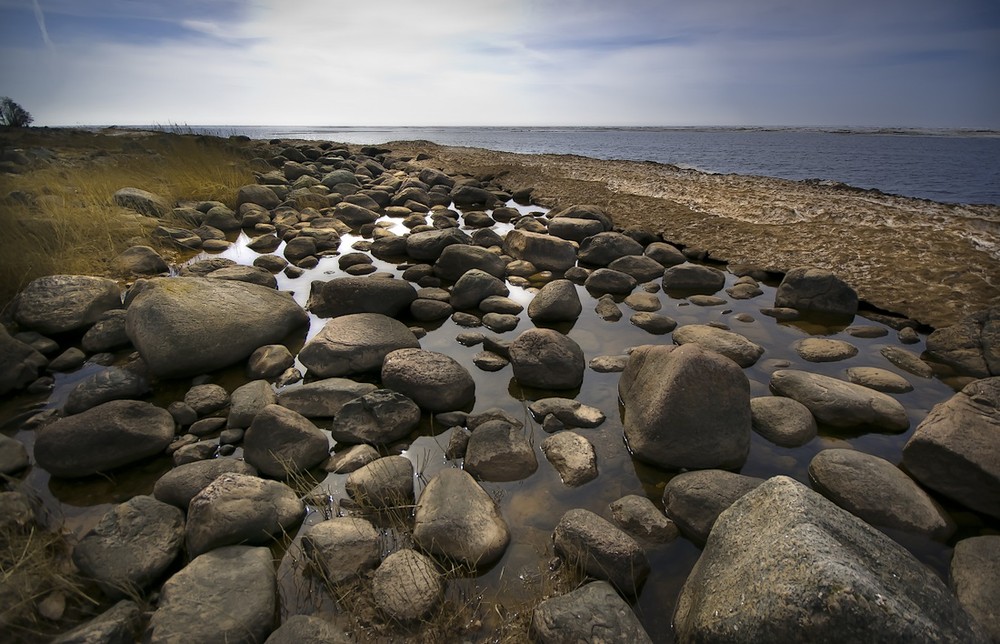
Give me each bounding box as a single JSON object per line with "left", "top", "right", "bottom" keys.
{"left": 385, "top": 141, "right": 1000, "bottom": 329}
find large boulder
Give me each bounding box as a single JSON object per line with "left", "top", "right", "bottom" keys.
{"left": 449, "top": 268, "right": 508, "bottom": 310}
{"left": 509, "top": 329, "right": 585, "bottom": 390}
{"left": 345, "top": 455, "right": 414, "bottom": 509}
{"left": 300, "top": 517, "right": 381, "bottom": 585}
{"left": 412, "top": 468, "right": 510, "bottom": 567}
{"left": 619, "top": 344, "right": 751, "bottom": 470}
{"left": 147, "top": 546, "right": 275, "bottom": 644}
{"left": 298, "top": 313, "right": 419, "bottom": 378}
{"left": 34, "top": 400, "right": 174, "bottom": 478}
{"left": 527, "top": 279, "right": 582, "bottom": 323}
{"left": 433, "top": 244, "right": 507, "bottom": 281}
{"left": 663, "top": 469, "right": 764, "bottom": 545}
{"left": 503, "top": 229, "right": 578, "bottom": 272}
{"left": 673, "top": 476, "right": 986, "bottom": 643}
{"left": 14, "top": 275, "right": 122, "bottom": 335}
{"left": 773, "top": 266, "right": 859, "bottom": 319}
{"left": 770, "top": 369, "right": 909, "bottom": 432}
{"left": 244, "top": 404, "right": 330, "bottom": 477}
{"left": 661, "top": 264, "right": 725, "bottom": 294}
{"left": 113, "top": 187, "right": 170, "bottom": 217}
{"left": 236, "top": 184, "right": 280, "bottom": 210}
{"left": 381, "top": 348, "right": 475, "bottom": 412}
{"left": 553, "top": 508, "right": 649, "bottom": 595}
{"left": 464, "top": 419, "right": 538, "bottom": 482}
{"left": 808, "top": 448, "right": 955, "bottom": 539}
{"left": 405, "top": 228, "right": 472, "bottom": 261}
{"left": 577, "top": 232, "right": 644, "bottom": 266}
{"left": 902, "top": 377, "right": 1000, "bottom": 519}
{"left": 63, "top": 366, "right": 150, "bottom": 415}
{"left": 153, "top": 458, "right": 258, "bottom": 509}
{"left": 530, "top": 581, "right": 652, "bottom": 644}
{"left": 371, "top": 549, "right": 444, "bottom": 623}
{"left": 72, "top": 495, "right": 184, "bottom": 599}
{"left": 750, "top": 396, "right": 818, "bottom": 447}
{"left": 125, "top": 277, "right": 307, "bottom": 379}
{"left": 113, "top": 245, "right": 169, "bottom": 276}
{"left": 950, "top": 536, "right": 1000, "bottom": 642}
{"left": 925, "top": 306, "right": 1000, "bottom": 378}
{"left": 672, "top": 324, "right": 764, "bottom": 368}
{"left": 306, "top": 277, "right": 417, "bottom": 319}
{"left": 277, "top": 378, "right": 378, "bottom": 418}
{"left": 0, "top": 327, "right": 47, "bottom": 396}
{"left": 328, "top": 389, "right": 421, "bottom": 445}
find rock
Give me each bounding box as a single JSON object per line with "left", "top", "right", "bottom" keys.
{"left": 405, "top": 228, "right": 472, "bottom": 261}
{"left": 281, "top": 235, "right": 318, "bottom": 264}
{"left": 451, "top": 184, "right": 496, "bottom": 207}
{"left": 324, "top": 444, "right": 379, "bottom": 473}
{"left": 770, "top": 369, "right": 909, "bottom": 432}
{"left": 371, "top": 549, "right": 443, "bottom": 622}
{"left": 244, "top": 404, "right": 330, "bottom": 477}
{"left": 227, "top": 379, "right": 276, "bottom": 428}
{"left": 81, "top": 309, "right": 130, "bottom": 353}
{"left": 899, "top": 326, "right": 921, "bottom": 344}
{"left": 14, "top": 275, "right": 122, "bottom": 335}
{"left": 530, "top": 580, "right": 652, "bottom": 644}
{"left": 773, "top": 266, "right": 859, "bottom": 319}
{"left": 630, "top": 312, "right": 677, "bottom": 334}
{"left": 413, "top": 468, "right": 510, "bottom": 567}
{"left": 509, "top": 329, "right": 585, "bottom": 390}
{"left": 47, "top": 347, "right": 84, "bottom": 372}
{"left": 541, "top": 431, "right": 597, "bottom": 486}
{"left": 185, "top": 472, "right": 304, "bottom": 556}
{"left": 584, "top": 268, "right": 638, "bottom": 295}
{"left": 553, "top": 508, "right": 649, "bottom": 595}
{"left": 153, "top": 458, "right": 258, "bottom": 509}
{"left": 548, "top": 204, "right": 613, "bottom": 230}
{"left": 528, "top": 397, "right": 606, "bottom": 428}
{"left": 793, "top": 337, "right": 859, "bottom": 362}
{"left": 298, "top": 313, "right": 419, "bottom": 378}
{"left": 672, "top": 324, "right": 764, "bottom": 368}
{"left": 880, "top": 345, "right": 934, "bottom": 378}
{"left": 34, "top": 400, "right": 174, "bottom": 478}
{"left": 595, "top": 294, "right": 623, "bottom": 321}
{"left": 307, "top": 277, "right": 417, "bottom": 319}
{"left": 619, "top": 344, "right": 751, "bottom": 470}
{"left": 147, "top": 546, "right": 275, "bottom": 644}
{"left": 246, "top": 344, "right": 294, "bottom": 380}
{"left": 750, "top": 396, "right": 818, "bottom": 447}
{"left": 609, "top": 495, "right": 679, "bottom": 543}
{"left": 184, "top": 383, "right": 230, "bottom": 415}
{"left": 578, "top": 232, "right": 644, "bottom": 266}
{"left": 113, "top": 187, "right": 169, "bottom": 217}
{"left": 726, "top": 282, "right": 764, "bottom": 299}
{"left": 547, "top": 217, "right": 606, "bottom": 243}
{"left": 264, "top": 615, "right": 353, "bottom": 644}
{"left": 445, "top": 427, "right": 472, "bottom": 459}
{"left": 608, "top": 255, "right": 667, "bottom": 283}
{"left": 329, "top": 389, "right": 420, "bottom": 445}
{"left": 205, "top": 265, "right": 277, "bottom": 289}
{"left": 623, "top": 291, "right": 661, "bottom": 312}
{"left": 950, "top": 536, "right": 1000, "bottom": 642}
{"left": 300, "top": 517, "right": 381, "bottom": 585}
{"left": 449, "top": 268, "right": 508, "bottom": 310}
{"left": 503, "top": 229, "right": 578, "bottom": 272}
{"left": 663, "top": 469, "right": 764, "bottom": 545}
{"left": 51, "top": 599, "right": 141, "bottom": 644}
{"left": 0, "top": 327, "right": 47, "bottom": 395}
{"left": 72, "top": 496, "right": 185, "bottom": 599}
{"left": 527, "top": 279, "right": 582, "bottom": 323}
{"left": 277, "top": 378, "right": 377, "bottom": 418}
{"left": 480, "top": 296, "right": 523, "bottom": 315}
{"left": 482, "top": 312, "right": 518, "bottom": 332}
{"left": 63, "top": 366, "right": 150, "bottom": 415}
{"left": 464, "top": 420, "right": 538, "bottom": 482}
{"left": 673, "top": 476, "right": 986, "bottom": 644}
{"left": 113, "top": 245, "right": 169, "bottom": 275}
{"left": 236, "top": 184, "right": 280, "bottom": 209}
{"left": 845, "top": 366, "right": 914, "bottom": 393}
{"left": 661, "top": 264, "right": 725, "bottom": 294}
{"left": 125, "top": 277, "right": 307, "bottom": 379}
{"left": 925, "top": 307, "right": 1000, "bottom": 378}
{"left": 688, "top": 294, "right": 727, "bottom": 306}
{"left": 589, "top": 354, "right": 629, "bottom": 373}
{"left": 0, "top": 433, "right": 29, "bottom": 475}
{"left": 411, "top": 298, "right": 453, "bottom": 321}
{"left": 333, "top": 202, "right": 379, "bottom": 227}
{"left": 345, "top": 455, "right": 414, "bottom": 509}
{"left": 902, "top": 378, "right": 1000, "bottom": 518}
{"left": 808, "top": 448, "right": 955, "bottom": 539}
{"left": 644, "top": 242, "right": 686, "bottom": 266}
{"left": 433, "top": 244, "right": 507, "bottom": 281}
{"left": 381, "top": 348, "right": 475, "bottom": 412}
{"left": 473, "top": 350, "right": 509, "bottom": 371}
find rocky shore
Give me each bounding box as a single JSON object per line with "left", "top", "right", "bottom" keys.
{"left": 1, "top": 131, "right": 998, "bottom": 642}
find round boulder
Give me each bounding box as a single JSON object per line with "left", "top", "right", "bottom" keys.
{"left": 299, "top": 313, "right": 419, "bottom": 378}
{"left": 381, "top": 349, "right": 475, "bottom": 412}
{"left": 509, "top": 329, "right": 585, "bottom": 390}
{"left": 243, "top": 404, "right": 330, "bottom": 477}
{"left": 15, "top": 275, "right": 122, "bottom": 335}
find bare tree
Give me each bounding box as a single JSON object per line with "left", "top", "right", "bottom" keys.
{"left": 0, "top": 97, "right": 33, "bottom": 127}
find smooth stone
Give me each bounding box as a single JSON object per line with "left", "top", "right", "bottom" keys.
{"left": 845, "top": 366, "right": 914, "bottom": 393}
{"left": 793, "top": 337, "right": 859, "bottom": 362}
{"left": 773, "top": 266, "right": 859, "bottom": 319}
{"left": 750, "top": 396, "right": 818, "bottom": 447}
{"left": 526, "top": 279, "right": 583, "bottom": 323}
{"left": 184, "top": 383, "right": 230, "bottom": 415}
{"left": 345, "top": 455, "right": 414, "bottom": 509}
{"left": 541, "top": 431, "right": 597, "bottom": 486}
{"left": 770, "top": 369, "right": 909, "bottom": 432}
{"left": 301, "top": 517, "right": 381, "bottom": 585}
{"left": 950, "top": 536, "right": 1000, "bottom": 642}
{"left": 502, "top": 229, "right": 578, "bottom": 272}
{"left": 663, "top": 469, "right": 765, "bottom": 545}
{"left": 726, "top": 283, "right": 763, "bottom": 299}
{"left": 528, "top": 397, "right": 606, "bottom": 428}
{"left": 450, "top": 268, "right": 508, "bottom": 310}
{"left": 325, "top": 444, "right": 380, "bottom": 473}
{"left": 509, "top": 328, "right": 586, "bottom": 390}
{"left": 609, "top": 495, "right": 679, "bottom": 543}
{"left": 661, "top": 264, "right": 725, "bottom": 294}
{"left": 433, "top": 244, "right": 507, "bottom": 281}
{"left": 553, "top": 508, "right": 649, "bottom": 595}
{"left": 608, "top": 254, "right": 668, "bottom": 283}
{"left": 623, "top": 292, "right": 661, "bottom": 312}
{"left": 298, "top": 313, "right": 419, "bottom": 378}
{"left": 584, "top": 268, "right": 638, "bottom": 295}
{"left": 595, "top": 294, "right": 623, "bottom": 321}
{"left": 80, "top": 309, "right": 130, "bottom": 353}
{"left": 277, "top": 378, "right": 377, "bottom": 418}
{"left": 589, "top": 354, "right": 629, "bottom": 373}
{"left": 207, "top": 264, "right": 276, "bottom": 288}
{"left": 465, "top": 420, "right": 538, "bottom": 482}
{"left": 629, "top": 312, "right": 676, "bottom": 334}
{"left": 227, "top": 379, "right": 276, "bottom": 428}
{"left": 153, "top": 458, "right": 258, "bottom": 509}
{"left": 644, "top": 241, "right": 686, "bottom": 266}
{"left": 881, "top": 345, "right": 934, "bottom": 378}
{"left": 530, "top": 581, "right": 652, "bottom": 644}
{"left": 688, "top": 294, "right": 727, "bottom": 306}
{"left": 410, "top": 298, "right": 453, "bottom": 321}
{"left": 925, "top": 306, "right": 1000, "bottom": 377}
{"left": 578, "top": 232, "right": 644, "bottom": 266}
{"left": 371, "top": 549, "right": 443, "bottom": 622}
{"left": 847, "top": 325, "right": 889, "bottom": 338}
{"left": 51, "top": 600, "right": 141, "bottom": 644}
{"left": 0, "top": 433, "right": 29, "bottom": 474}
{"left": 246, "top": 344, "right": 295, "bottom": 380}
{"left": 482, "top": 312, "right": 519, "bottom": 333}
{"left": 263, "top": 615, "right": 353, "bottom": 644}
{"left": 473, "top": 350, "right": 509, "bottom": 371}
{"left": 244, "top": 404, "right": 330, "bottom": 477}
{"left": 15, "top": 274, "right": 122, "bottom": 335}
{"left": 113, "top": 245, "right": 169, "bottom": 275}
{"left": 381, "top": 348, "right": 475, "bottom": 412}
{"left": 479, "top": 295, "right": 523, "bottom": 315}
{"left": 306, "top": 276, "right": 417, "bottom": 319}
{"left": 47, "top": 347, "right": 85, "bottom": 373}
{"left": 329, "top": 388, "right": 420, "bottom": 445}
{"left": 63, "top": 366, "right": 150, "bottom": 415}
{"left": 672, "top": 324, "right": 764, "bottom": 367}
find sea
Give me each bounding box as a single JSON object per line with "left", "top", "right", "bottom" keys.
{"left": 164, "top": 125, "right": 1000, "bottom": 206}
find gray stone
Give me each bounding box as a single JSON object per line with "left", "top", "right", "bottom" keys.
{"left": 236, "top": 184, "right": 280, "bottom": 209}
{"left": 584, "top": 268, "right": 637, "bottom": 295}
{"left": 473, "top": 350, "right": 509, "bottom": 371}
{"left": 609, "top": 495, "right": 679, "bottom": 543}
{"left": 113, "top": 245, "right": 169, "bottom": 276}
{"left": 644, "top": 242, "right": 686, "bottom": 266}
{"left": 307, "top": 276, "right": 417, "bottom": 319}
{"left": 147, "top": 546, "right": 275, "bottom": 644}
{"left": 382, "top": 348, "right": 475, "bottom": 412}
{"left": 547, "top": 216, "right": 606, "bottom": 243}
{"left": 345, "top": 455, "right": 414, "bottom": 509}
{"left": 661, "top": 264, "right": 725, "bottom": 294}
{"left": 113, "top": 187, "right": 169, "bottom": 217}
{"left": 184, "top": 383, "right": 230, "bottom": 415}
{"left": 794, "top": 337, "right": 859, "bottom": 362}
{"left": 264, "top": 615, "right": 352, "bottom": 644}
{"left": 770, "top": 369, "right": 909, "bottom": 432}
{"left": 15, "top": 275, "right": 122, "bottom": 335}
{"left": 333, "top": 202, "right": 379, "bottom": 227}
{"left": 450, "top": 268, "right": 508, "bottom": 310}
{"left": 413, "top": 468, "right": 510, "bottom": 567}
{"left": 881, "top": 345, "right": 934, "bottom": 378}
{"left": 527, "top": 279, "right": 582, "bottom": 323}
{"left": 672, "top": 324, "right": 764, "bottom": 367}
{"left": 809, "top": 448, "right": 955, "bottom": 539}
{"left": 541, "top": 431, "right": 597, "bottom": 486}
{"left": 902, "top": 377, "right": 1000, "bottom": 518}
{"left": 301, "top": 517, "right": 381, "bottom": 585}
{"left": 595, "top": 294, "right": 623, "bottom": 321}
{"left": 528, "top": 397, "right": 606, "bottom": 428}
{"left": 244, "top": 404, "right": 330, "bottom": 477}
{"left": 845, "top": 366, "right": 914, "bottom": 393}
{"left": 608, "top": 255, "right": 667, "bottom": 283}
{"left": 207, "top": 265, "right": 277, "bottom": 289}
{"left": 277, "top": 378, "right": 377, "bottom": 418}
{"left": 299, "top": 313, "right": 419, "bottom": 378}
{"left": 774, "top": 266, "right": 859, "bottom": 319}
{"left": 530, "top": 581, "right": 652, "bottom": 644}
{"left": 34, "top": 400, "right": 174, "bottom": 478}
{"left": 125, "top": 277, "right": 307, "bottom": 379}
{"left": 925, "top": 306, "right": 1000, "bottom": 378}
{"left": 51, "top": 599, "right": 141, "bottom": 644}
{"left": 81, "top": 309, "right": 130, "bottom": 353}
{"left": 185, "top": 472, "right": 304, "bottom": 556}
{"left": 405, "top": 228, "right": 472, "bottom": 261}
{"left": 750, "top": 396, "right": 818, "bottom": 447}
{"left": 64, "top": 366, "right": 150, "bottom": 415}
{"left": 578, "top": 232, "right": 644, "bottom": 266}
{"left": 509, "top": 328, "right": 585, "bottom": 390}
{"left": 246, "top": 344, "right": 294, "bottom": 380}
{"left": 589, "top": 354, "right": 629, "bottom": 373}
{"left": 325, "top": 444, "right": 380, "bottom": 473}
{"left": 480, "top": 295, "right": 523, "bottom": 315}
{"left": 547, "top": 204, "right": 613, "bottom": 231}
{"left": 629, "top": 312, "right": 677, "bottom": 334}
{"left": 329, "top": 389, "right": 420, "bottom": 445}
{"left": 433, "top": 244, "right": 507, "bottom": 281}
{"left": 620, "top": 344, "right": 751, "bottom": 470}
{"left": 623, "top": 291, "right": 661, "bottom": 312}
{"left": 410, "top": 298, "right": 453, "bottom": 321}
{"left": 227, "top": 379, "right": 276, "bottom": 428}
{"left": 663, "top": 469, "right": 764, "bottom": 545}
{"left": 0, "top": 433, "right": 29, "bottom": 475}
{"left": 688, "top": 294, "right": 727, "bottom": 306}
{"left": 372, "top": 549, "right": 443, "bottom": 622}
{"left": 0, "top": 327, "right": 47, "bottom": 395}
{"left": 553, "top": 508, "right": 649, "bottom": 595}
{"left": 72, "top": 496, "right": 184, "bottom": 599}
{"left": 47, "top": 347, "right": 84, "bottom": 373}
{"left": 503, "top": 229, "right": 578, "bottom": 272}
{"left": 153, "top": 458, "right": 258, "bottom": 509}
{"left": 950, "top": 536, "right": 1000, "bottom": 642}
{"left": 482, "top": 312, "right": 519, "bottom": 333}
{"left": 465, "top": 420, "right": 538, "bottom": 482}
{"left": 673, "top": 476, "right": 986, "bottom": 644}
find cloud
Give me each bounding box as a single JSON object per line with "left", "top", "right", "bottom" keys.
{"left": 30, "top": 0, "right": 52, "bottom": 48}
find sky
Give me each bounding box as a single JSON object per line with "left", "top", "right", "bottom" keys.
{"left": 0, "top": 0, "right": 998, "bottom": 128}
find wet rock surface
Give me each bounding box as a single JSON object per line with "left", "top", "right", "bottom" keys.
{"left": 530, "top": 581, "right": 653, "bottom": 644}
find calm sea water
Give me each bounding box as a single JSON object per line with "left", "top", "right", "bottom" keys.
{"left": 173, "top": 125, "right": 1000, "bottom": 205}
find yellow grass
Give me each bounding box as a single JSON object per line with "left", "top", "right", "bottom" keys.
{"left": 0, "top": 129, "right": 254, "bottom": 308}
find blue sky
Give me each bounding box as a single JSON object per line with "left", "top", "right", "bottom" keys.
{"left": 1, "top": 0, "right": 997, "bottom": 127}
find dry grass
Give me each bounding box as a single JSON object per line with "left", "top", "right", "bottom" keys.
{"left": 0, "top": 128, "right": 254, "bottom": 308}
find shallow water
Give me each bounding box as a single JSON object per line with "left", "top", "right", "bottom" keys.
{"left": 2, "top": 198, "right": 996, "bottom": 641}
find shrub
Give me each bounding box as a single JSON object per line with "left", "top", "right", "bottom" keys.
{"left": 0, "top": 97, "right": 33, "bottom": 128}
